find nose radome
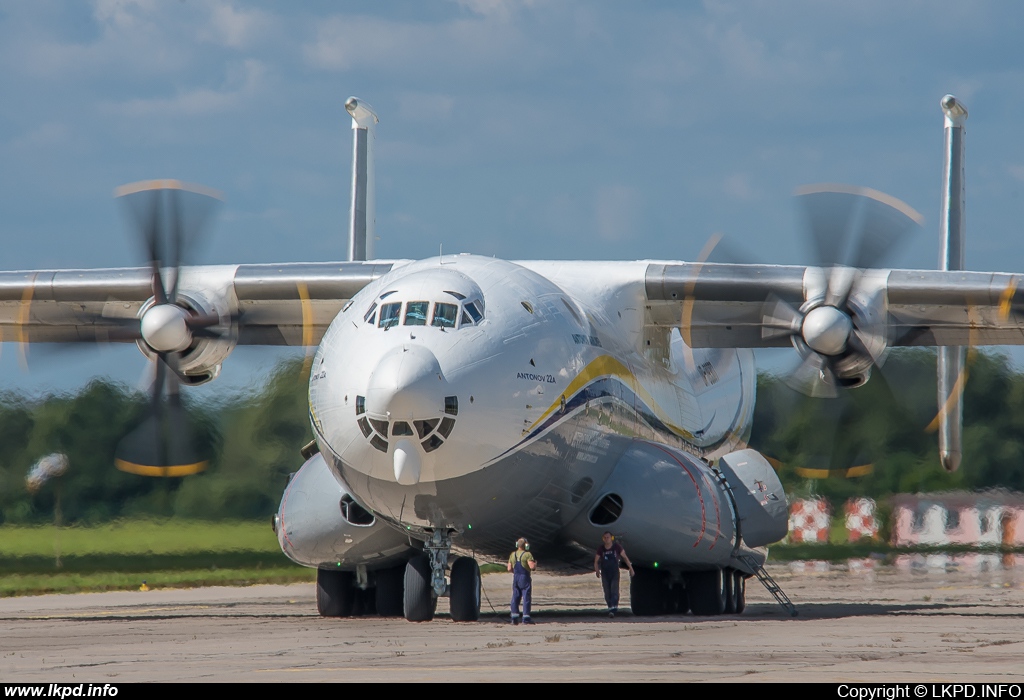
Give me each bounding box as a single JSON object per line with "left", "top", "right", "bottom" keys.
{"left": 365, "top": 345, "right": 447, "bottom": 420}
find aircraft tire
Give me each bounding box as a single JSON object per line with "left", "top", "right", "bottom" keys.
{"left": 353, "top": 586, "right": 376, "bottom": 616}
{"left": 375, "top": 564, "right": 406, "bottom": 617}
{"left": 629, "top": 567, "right": 668, "bottom": 616}
{"left": 449, "top": 556, "right": 481, "bottom": 622}
{"left": 403, "top": 554, "right": 436, "bottom": 622}
{"left": 686, "top": 569, "right": 726, "bottom": 616}
{"left": 316, "top": 568, "right": 355, "bottom": 617}
{"left": 670, "top": 581, "right": 689, "bottom": 615}
{"left": 734, "top": 572, "right": 746, "bottom": 615}
{"left": 723, "top": 567, "right": 737, "bottom": 614}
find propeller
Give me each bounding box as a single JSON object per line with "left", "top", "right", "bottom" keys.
{"left": 762, "top": 185, "right": 923, "bottom": 398}
{"left": 109, "top": 180, "right": 227, "bottom": 477}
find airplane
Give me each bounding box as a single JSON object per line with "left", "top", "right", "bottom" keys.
{"left": 0, "top": 93, "right": 1013, "bottom": 621}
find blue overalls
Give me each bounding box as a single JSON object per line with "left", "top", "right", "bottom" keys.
{"left": 511, "top": 551, "right": 532, "bottom": 623}
{"left": 599, "top": 545, "right": 621, "bottom": 612}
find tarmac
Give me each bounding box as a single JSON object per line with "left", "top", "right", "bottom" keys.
{"left": 2, "top": 558, "right": 1023, "bottom": 682}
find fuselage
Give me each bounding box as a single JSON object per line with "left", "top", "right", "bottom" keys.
{"left": 308, "top": 255, "right": 756, "bottom": 560}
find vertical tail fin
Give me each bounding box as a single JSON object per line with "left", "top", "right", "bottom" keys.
{"left": 936, "top": 94, "right": 968, "bottom": 472}
{"left": 345, "top": 97, "right": 379, "bottom": 261}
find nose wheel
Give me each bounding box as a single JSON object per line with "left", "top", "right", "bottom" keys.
{"left": 449, "top": 556, "right": 481, "bottom": 622}
{"left": 402, "top": 530, "right": 482, "bottom": 622}
{"left": 403, "top": 554, "right": 438, "bottom": 621}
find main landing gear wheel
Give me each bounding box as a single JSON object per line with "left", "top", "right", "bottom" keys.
{"left": 724, "top": 568, "right": 738, "bottom": 614}
{"left": 670, "top": 581, "right": 689, "bottom": 615}
{"left": 449, "top": 556, "right": 481, "bottom": 622}
{"left": 353, "top": 587, "right": 377, "bottom": 617}
{"left": 734, "top": 571, "right": 747, "bottom": 615}
{"left": 686, "top": 568, "right": 726, "bottom": 616}
{"left": 375, "top": 564, "right": 406, "bottom": 617}
{"left": 404, "top": 554, "right": 437, "bottom": 622}
{"left": 629, "top": 567, "right": 670, "bottom": 616}
{"left": 316, "top": 568, "right": 354, "bottom": 617}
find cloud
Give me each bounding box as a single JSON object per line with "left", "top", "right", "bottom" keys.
{"left": 594, "top": 185, "right": 641, "bottom": 242}
{"left": 723, "top": 173, "right": 760, "bottom": 202}
{"left": 4, "top": 123, "right": 72, "bottom": 153}
{"left": 101, "top": 59, "right": 266, "bottom": 117}
{"left": 451, "top": 0, "right": 540, "bottom": 20}
{"left": 396, "top": 92, "right": 456, "bottom": 122}
{"left": 200, "top": 3, "right": 273, "bottom": 50}
{"left": 302, "top": 11, "right": 534, "bottom": 75}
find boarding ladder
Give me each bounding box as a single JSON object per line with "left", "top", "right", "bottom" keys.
{"left": 738, "top": 554, "right": 798, "bottom": 617}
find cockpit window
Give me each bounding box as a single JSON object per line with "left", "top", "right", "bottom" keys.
{"left": 364, "top": 303, "right": 378, "bottom": 324}
{"left": 462, "top": 309, "right": 473, "bottom": 326}
{"left": 379, "top": 302, "right": 401, "bottom": 329}
{"left": 405, "top": 301, "right": 429, "bottom": 326}
{"left": 465, "top": 302, "right": 483, "bottom": 323}
{"left": 432, "top": 303, "right": 458, "bottom": 328}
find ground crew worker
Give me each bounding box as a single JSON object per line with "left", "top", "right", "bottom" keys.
{"left": 508, "top": 537, "right": 536, "bottom": 624}
{"left": 594, "top": 531, "right": 634, "bottom": 617}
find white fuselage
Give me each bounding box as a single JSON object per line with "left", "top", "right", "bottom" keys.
{"left": 308, "top": 255, "right": 756, "bottom": 559}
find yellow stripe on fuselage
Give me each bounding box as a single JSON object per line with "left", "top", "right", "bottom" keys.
{"left": 526, "top": 354, "right": 694, "bottom": 440}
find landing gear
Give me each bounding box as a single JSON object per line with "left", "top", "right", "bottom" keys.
{"left": 449, "top": 556, "right": 481, "bottom": 622}
{"left": 404, "top": 554, "right": 437, "bottom": 622}
{"left": 316, "top": 568, "right": 354, "bottom": 617}
{"left": 626, "top": 567, "right": 747, "bottom": 618}
{"left": 629, "top": 567, "right": 670, "bottom": 616}
{"left": 423, "top": 530, "right": 453, "bottom": 598}
{"left": 375, "top": 564, "right": 406, "bottom": 617}
{"left": 669, "top": 580, "right": 689, "bottom": 615}
{"left": 724, "top": 568, "right": 737, "bottom": 613}
{"left": 733, "top": 570, "right": 746, "bottom": 614}
{"left": 686, "top": 568, "right": 726, "bottom": 616}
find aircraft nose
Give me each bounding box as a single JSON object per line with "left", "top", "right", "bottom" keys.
{"left": 365, "top": 344, "right": 447, "bottom": 422}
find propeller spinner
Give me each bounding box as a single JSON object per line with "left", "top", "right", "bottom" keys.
{"left": 763, "top": 185, "right": 923, "bottom": 398}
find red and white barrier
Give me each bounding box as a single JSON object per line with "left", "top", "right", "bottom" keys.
{"left": 788, "top": 498, "right": 830, "bottom": 543}
{"left": 844, "top": 497, "right": 879, "bottom": 541}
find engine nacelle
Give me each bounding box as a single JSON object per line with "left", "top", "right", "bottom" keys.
{"left": 275, "top": 452, "right": 418, "bottom": 569}
{"left": 562, "top": 443, "right": 787, "bottom": 569}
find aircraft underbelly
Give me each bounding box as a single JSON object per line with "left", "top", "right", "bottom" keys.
{"left": 323, "top": 379, "right": 749, "bottom": 564}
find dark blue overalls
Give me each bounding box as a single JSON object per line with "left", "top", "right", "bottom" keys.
{"left": 510, "top": 551, "right": 532, "bottom": 623}
{"left": 598, "top": 545, "right": 621, "bottom": 612}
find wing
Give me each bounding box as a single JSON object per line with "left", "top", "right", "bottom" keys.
{"left": 644, "top": 263, "right": 1024, "bottom": 348}
{"left": 0, "top": 261, "right": 397, "bottom": 347}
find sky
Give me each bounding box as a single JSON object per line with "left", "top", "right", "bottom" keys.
{"left": 3, "top": 0, "right": 1024, "bottom": 397}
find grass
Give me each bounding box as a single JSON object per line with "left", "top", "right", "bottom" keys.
{"left": 0, "top": 519, "right": 312, "bottom": 597}
{"left": 0, "top": 519, "right": 281, "bottom": 557}
{"left": 0, "top": 567, "right": 315, "bottom": 597}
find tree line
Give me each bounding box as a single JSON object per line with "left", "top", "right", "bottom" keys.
{"left": 1, "top": 350, "right": 1022, "bottom": 525}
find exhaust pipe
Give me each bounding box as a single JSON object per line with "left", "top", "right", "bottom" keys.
{"left": 345, "top": 97, "right": 379, "bottom": 262}
{"left": 936, "top": 94, "right": 968, "bottom": 472}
